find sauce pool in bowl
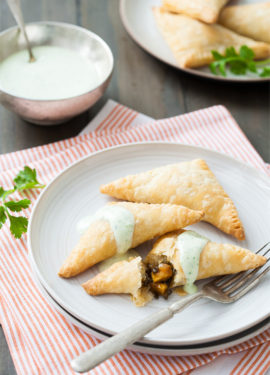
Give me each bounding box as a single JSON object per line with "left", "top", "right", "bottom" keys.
{"left": 0, "top": 45, "right": 102, "bottom": 100}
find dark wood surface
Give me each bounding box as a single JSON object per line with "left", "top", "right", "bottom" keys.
{"left": 0, "top": 0, "right": 269, "bottom": 374}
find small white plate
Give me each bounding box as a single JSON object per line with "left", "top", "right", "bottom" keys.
{"left": 33, "top": 266, "right": 270, "bottom": 356}
{"left": 28, "top": 142, "right": 270, "bottom": 346}
{"left": 120, "top": 0, "right": 270, "bottom": 82}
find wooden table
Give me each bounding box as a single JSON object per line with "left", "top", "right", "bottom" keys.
{"left": 0, "top": 0, "right": 269, "bottom": 373}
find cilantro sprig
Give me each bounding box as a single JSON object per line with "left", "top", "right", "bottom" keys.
{"left": 0, "top": 167, "right": 45, "bottom": 238}
{"left": 209, "top": 45, "right": 270, "bottom": 77}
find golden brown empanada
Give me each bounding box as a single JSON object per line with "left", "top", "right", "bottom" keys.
{"left": 153, "top": 7, "right": 270, "bottom": 68}
{"left": 219, "top": 2, "right": 270, "bottom": 44}
{"left": 83, "top": 230, "right": 266, "bottom": 306}
{"left": 100, "top": 159, "right": 245, "bottom": 240}
{"left": 162, "top": 0, "right": 229, "bottom": 24}
{"left": 145, "top": 230, "right": 266, "bottom": 290}
{"left": 83, "top": 257, "right": 153, "bottom": 307}
{"left": 58, "top": 202, "right": 204, "bottom": 278}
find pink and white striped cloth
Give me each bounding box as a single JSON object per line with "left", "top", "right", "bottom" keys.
{"left": 0, "top": 101, "right": 269, "bottom": 375}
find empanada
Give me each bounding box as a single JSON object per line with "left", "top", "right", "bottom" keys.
{"left": 145, "top": 230, "right": 266, "bottom": 295}
{"left": 100, "top": 159, "right": 245, "bottom": 240}
{"left": 219, "top": 2, "right": 270, "bottom": 44}
{"left": 83, "top": 230, "right": 266, "bottom": 305}
{"left": 162, "top": 0, "right": 229, "bottom": 24}
{"left": 58, "top": 202, "right": 204, "bottom": 278}
{"left": 153, "top": 7, "right": 270, "bottom": 68}
{"left": 83, "top": 257, "right": 153, "bottom": 307}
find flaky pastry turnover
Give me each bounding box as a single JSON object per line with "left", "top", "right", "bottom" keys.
{"left": 83, "top": 230, "right": 266, "bottom": 306}
{"left": 100, "top": 159, "right": 245, "bottom": 240}
{"left": 162, "top": 0, "right": 229, "bottom": 24}
{"left": 58, "top": 201, "right": 203, "bottom": 278}
{"left": 153, "top": 7, "right": 270, "bottom": 68}
{"left": 219, "top": 2, "right": 270, "bottom": 44}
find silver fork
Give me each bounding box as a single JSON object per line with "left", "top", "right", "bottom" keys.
{"left": 71, "top": 243, "right": 270, "bottom": 373}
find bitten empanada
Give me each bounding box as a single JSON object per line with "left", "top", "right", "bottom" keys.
{"left": 83, "top": 257, "right": 153, "bottom": 307}
{"left": 100, "top": 159, "right": 245, "bottom": 240}
{"left": 58, "top": 202, "right": 203, "bottom": 278}
{"left": 219, "top": 2, "right": 270, "bottom": 44}
{"left": 162, "top": 0, "right": 229, "bottom": 24}
{"left": 153, "top": 7, "right": 270, "bottom": 68}
{"left": 145, "top": 230, "right": 266, "bottom": 293}
{"left": 83, "top": 230, "right": 266, "bottom": 306}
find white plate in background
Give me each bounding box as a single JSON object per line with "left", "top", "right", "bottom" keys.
{"left": 120, "top": 0, "right": 270, "bottom": 82}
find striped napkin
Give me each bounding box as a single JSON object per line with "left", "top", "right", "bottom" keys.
{"left": 0, "top": 100, "right": 269, "bottom": 375}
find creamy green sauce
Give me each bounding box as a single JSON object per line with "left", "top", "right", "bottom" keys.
{"left": 98, "top": 250, "right": 139, "bottom": 273}
{"left": 0, "top": 46, "right": 101, "bottom": 100}
{"left": 76, "top": 206, "right": 135, "bottom": 254}
{"left": 176, "top": 231, "right": 209, "bottom": 294}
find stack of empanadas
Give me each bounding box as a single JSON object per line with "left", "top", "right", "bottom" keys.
{"left": 59, "top": 159, "right": 266, "bottom": 307}
{"left": 153, "top": 1, "right": 270, "bottom": 68}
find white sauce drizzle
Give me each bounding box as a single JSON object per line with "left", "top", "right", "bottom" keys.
{"left": 176, "top": 231, "right": 209, "bottom": 294}
{"left": 76, "top": 205, "right": 135, "bottom": 254}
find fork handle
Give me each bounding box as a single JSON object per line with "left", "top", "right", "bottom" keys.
{"left": 71, "top": 292, "right": 203, "bottom": 373}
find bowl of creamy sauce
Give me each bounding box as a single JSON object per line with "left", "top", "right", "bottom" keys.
{"left": 0, "top": 22, "right": 114, "bottom": 125}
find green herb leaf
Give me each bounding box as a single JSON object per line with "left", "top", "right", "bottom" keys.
{"left": 260, "top": 67, "right": 270, "bottom": 77}
{"left": 4, "top": 199, "right": 31, "bottom": 212}
{"left": 229, "top": 60, "right": 247, "bottom": 75}
{"left": 0, "top": 187, "right": 15, "bottom": 201}
{"left": 0, "top": 166, "right": 45, "bottom": 239}
{"left": 14, "top": 166, "right": 45, "bottom": 190}
{"left": 0, "top": 187, "right": 6, "bottom": 199}
{"left": 209, "top": 45, "right": 270, "bottom": 78}
{"left": 209, "top": 62, "right": 218, "bottom": 75}
{"left": 225, "top": 47, "right": 238, "bottom": 58}
{"left": 247, "top": 61, "right": 257, "bottom": 73}
{"left": 8, "top": 214, "right": 28, "bottom": 239}
{"left": 218, "top": 61, "right": 227, "bottom": 76}
{"left": 239, "top": 45, "right": 254, "bottom": 61}
{"left": 0, "top": 206, "right": 7, "bottom": 229}
{"left": 211, "top": 50, "right": 223, "bottom": 61}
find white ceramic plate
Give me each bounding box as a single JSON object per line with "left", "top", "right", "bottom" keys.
{"left": 120, "top": 0, "right": 270, "bottom": 82}
{"left": 28, "top": 142, "right": 270, "bottom": 346}
{"left": 33, "top": 267, "right": 270, "bottom": 356}
{"left": 34, "top": 273, "right": 270, "bottom": 355}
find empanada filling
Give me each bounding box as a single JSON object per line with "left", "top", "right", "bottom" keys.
{"left": 144, "top": 258, "right": 176, "bottom": 299}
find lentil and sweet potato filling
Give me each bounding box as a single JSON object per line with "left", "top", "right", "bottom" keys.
{"left": 143, "top": 255, "right": 176, "bottom": 299}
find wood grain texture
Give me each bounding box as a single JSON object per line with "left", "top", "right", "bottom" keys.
{"left": 0, "top": 0, "right": 269, "bottom": 159}
{"left": 0, "top": 0, "right": 269, "bottom": 373}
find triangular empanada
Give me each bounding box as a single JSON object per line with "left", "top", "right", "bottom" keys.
{"left": 100, "top": 159, "right": 245, "bottom": 240}
{"left": 58, "top": 202, "right": 203, "bottom": 278}
{"left": 153, "top": 7, "right": 270, "bottom": 68}
{"left": 83, "top": 257, "right": 153, "bottom": 307}
{"left": 83, "top": 230, "right": 266, "bottom": 306}
{"left": 162, "top": 0, "right": 229, "bottom": 24}
{"left": 145, "top": 230, "right": 266, "bottom": 289}
{"left": 219, "top": 2, "right": 270, "bottom": 44}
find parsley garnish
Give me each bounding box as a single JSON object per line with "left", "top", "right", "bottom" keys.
{"left": 210, "top": 45, "right": 270, "bottom": 77}
{"left": 0, "top": 167, "right": 45, "bottom": 239}
{"left": 14, "top": 166, "right": 45, "bottom": 190}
